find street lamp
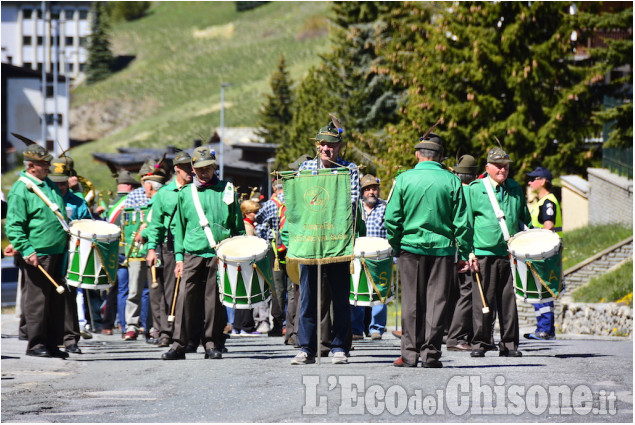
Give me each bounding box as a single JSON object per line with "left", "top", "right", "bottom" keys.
{"left": 220, "top": 82, "right": 231, "bottom": 180}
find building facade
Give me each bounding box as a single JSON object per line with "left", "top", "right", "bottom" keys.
{"left": 1, "top": 1, "right": 91, "bottom": 78}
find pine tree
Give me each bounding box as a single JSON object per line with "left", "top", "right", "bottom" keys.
{"left": 86, "top": 2, "right": 114, "bottom": 84}
{"left": 575, "top": 5, "right": 633, "bottom": 148}
{"left": 381, "top": 1, "right": 601, "bottom": 178}
{"left": 254, "top": 54, "right": 294, "bottom": 153}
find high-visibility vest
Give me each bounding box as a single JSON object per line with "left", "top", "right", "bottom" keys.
{"left": 530, "top": 193, "right": 563, "bottom": 237}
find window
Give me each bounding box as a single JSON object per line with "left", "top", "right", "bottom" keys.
{"left": 23, "top": 9, "right": 33, "bottom": 19}
{"left": 6, "top": 56, "right": 12, "bottom": 64}
{"left": 43, "top": 113, "right": 63, "bottom": 125}
{"left": 50, "top": 36, "right": 60, "bottom": 46}
{"left": 65, "top": 9, "right": 75, "bottom": 20}
{"left": 23, "top": 36, "right": 32, "bottom": 45}
{"left": 51, "top": 10, "right": 60, "bottom": 20}
{"left": 23, "top": 62, "right": 32, "bottom": 69}
{"left": 37, "top": 62, "right": 43, "bottom": 71}
{"left": 46, "top": 85, "right": 54, "bottom": 98}
{"left": 78, "top": 9, "right": 88, "bottom": 20}
{"left": 65, "top": 36, "right": 74, "bottom": 46}
{"left": 79, "top": 63, "right": 86, "bottom": 72}
{"left": 37, "top": 36, "right": 44, "bottom": 46}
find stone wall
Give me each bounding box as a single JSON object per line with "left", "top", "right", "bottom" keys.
{"left": 587, "top": 168, "right": 633, "bottom": 226}
{"left": 559, "top": 303, "right": 633, "bottom": 337}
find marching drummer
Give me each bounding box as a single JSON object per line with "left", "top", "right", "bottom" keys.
{"left": 49, "top": 160, "right": 93, "bottom": 355}
{"left": 524, "top": 166, "right": 562, "bottom": 341}
{"left": 385, "top": 132, "right": 475, "bottom": 368}
{"left": 351, "top": 174, "right": 389, "bottom": 341}
{"left": 290, "top": 118, "right": 360, "bottom": 366}
{"left": 161, "top": 146, "right": 244, "bottom": 360}
{"left": 146, "top": 150, "right": 193, "bottom": 348}
{"left": 5, "top": 144, "right": 69, "bottom": 358}
{"left": 467, "top": 146, "right": 531, "bottom": 358}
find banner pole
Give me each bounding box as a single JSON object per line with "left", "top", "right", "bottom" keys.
{"left": 317, "top": 263, "right": 321, "bottom": 365}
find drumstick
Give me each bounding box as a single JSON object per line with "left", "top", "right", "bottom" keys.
{"left": 38, "top": 265, "right": 66, "bottom": 294}
{"left": 151, "top": 265, "right": 159, "bottom": 289}
{"left": 474, "top": 272, "right": 490, "bottom": 314}
{"left": 168, "top": 272, "right": 181, "bottom": 322}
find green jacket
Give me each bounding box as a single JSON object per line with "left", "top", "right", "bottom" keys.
{"left": 173, "top": 178, "right": 245, "bottom": 262}
{"left": 145, "top": 180, "right": 183, "bottom": 250}
{"left": 385, "top": 161, "right": 473, "bottom": 258}
{"left": 5, "top": 171, "right": 69, "bottom": 257}
{"left": 468, "top": 175, "right": 532, "bottom": 256}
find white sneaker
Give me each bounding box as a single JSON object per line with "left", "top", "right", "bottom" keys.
{"left": 256, "top": 322, "right": 270, "bottom": 333}
{"left": 290, "top": 351, "right": 315, "bottom": 365}
{"left": 332, "top": 351, "right": 348, "bottom": 364}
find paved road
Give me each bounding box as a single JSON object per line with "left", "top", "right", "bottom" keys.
{"left": 1, "top": 312, "right": 632, "bottom": 422}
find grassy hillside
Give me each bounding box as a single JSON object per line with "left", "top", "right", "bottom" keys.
{"left": 2, "top": 1, "right": 331, "bottom": 194}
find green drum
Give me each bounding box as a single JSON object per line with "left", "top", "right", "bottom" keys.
{"left": 122, "top": 206, "right": 149, "bottom": 260}
{"left": 350, "top": 237, "right": 394, "bottom": 306}
{"left": 216, "top": 236, "right": 272, "bottom": 309}
{"left": 67, "top": 220, "right": 120, "bottom": 289}
{"left": 508, "top": 229, "right": 563, "bottom": 303}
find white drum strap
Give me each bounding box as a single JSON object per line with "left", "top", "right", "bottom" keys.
{"left": 482, "top": 178, "right": 510, "bottom": 241}
{"left": 19, "top": 176, "right": 69, "bottom": 232}
{"left": 190, "top": 184, "right": 217, "bottom": 249}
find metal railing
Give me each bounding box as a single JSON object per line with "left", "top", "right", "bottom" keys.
{"left": 602, "top": 146, "right": 633, "bottom": 179}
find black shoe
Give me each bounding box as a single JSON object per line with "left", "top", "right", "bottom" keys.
{"left": 65, "top": 344, "right": 82, "bottom": 354}
{"left": 470, "top": 349, "right": 486, "bottom": 358}
{"left": 500, "top": 349, "right": 522, "bottom": 357}
{"left": 49, "top": 347, "right": 70, "bottom": 359}
{"left": 161, "top": 349, "right": 185, "bottom": 360}
{"left": 26, "top": 347, "right": 51, "bottom": 358}
{"left": 268, "top": 328, "right": 284, "bottom": 337}
{"left": 221, "top": 347, "right": 228, "bottom": 353}
{"left": 184, "top": 344, "right": 198, "bottom": 353}
{"left": 421, "top": 359, "right": 443, "bottom": 368}
{"left": 204, "top": 348, "right": 222, "bottom": 359}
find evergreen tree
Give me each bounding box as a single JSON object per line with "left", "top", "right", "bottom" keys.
{"left": 381, "top": 1, "right": 601, "bottom": 178}
{"left": 575, "top": 5, "right": 633, "bottom": 148}
{"left": 254, "top": 54, "right": 294, "bottom": 154}
{"left": 86, "top": 2, "right": 114, "bottom": 84}
{"left": 277, "top": 66, "right": 338, "bottom": 170}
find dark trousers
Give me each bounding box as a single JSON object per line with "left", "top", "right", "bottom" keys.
{"left": 472, "top": 256, "right": 519, "bottom": 352}
{"left": 158, "top": 251, "right": 177, "bottom": 339}
{"left": 233, "top": 309, "right": 256, "bottom": 332}
{"left": 297, "top": 262, "right": 350, "bottom": 356}
{"left": 269, "top": 252, "right": 288, "bottom": 332}
{"left": 101, "top": 281, "right": 118, "bottom": 330}
{"left": 446, "top": 269, "right": 474, "bottom": 346}
{"left": 23, "top": 254, "right": 66, "bottom": 351}
{"left": 63, "top": 286, "right": 80, "bottom": 347}
{"left": 170, "top": 254, "right": 226, "bottom": 351}
{"left": 399, "top": 252, "right": 453, "bottom": 365}
{"left": 284, "top": 282, "right": 301, "bottom": 344}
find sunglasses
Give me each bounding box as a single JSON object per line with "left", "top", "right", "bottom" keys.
{"left": 528, "top": 177, "right": 544, "bottom": 182}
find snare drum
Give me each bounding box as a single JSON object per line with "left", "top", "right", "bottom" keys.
{"left": 67, "top": 220, "right": 121, "bottom": 289}
{"left": 508, "top": 229, "right": 563, "bottom": 303}
{"left": 350, "top": 237, "right": 394, "bottom": 306}
{"left": 216, "top": 236, "right": 272, "bottom": 309}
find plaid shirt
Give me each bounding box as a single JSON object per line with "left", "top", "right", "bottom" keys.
{"left": 298, "top": 158, "right": 360, "bottom": 211}
{"left": 123, "top": 186, "right": 149, "bottom": 210}
{"left": 360, "top": 198, "right": 387, "bottom": 238}
{"left": 255, "top": 192, "right": 285, "bottom": 240}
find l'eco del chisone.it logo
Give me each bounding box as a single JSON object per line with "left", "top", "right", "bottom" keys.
{"left": 304, "top": 186, "right": 330, "bottom": 212}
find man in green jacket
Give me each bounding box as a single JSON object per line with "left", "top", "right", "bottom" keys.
{"left": 385, "top": 133, "right": 476, "bottom": 368}
{"left": 468, "top": 147, "right": 531, "bottom": 358}
{"left": 161, "top": 146, "right": 245, "bottom": 360}
{"left": 146, "top": 151, "right": 193, "bottom": 347}
{"left": 5, "top": 144, "right": 69, "bottom": 358}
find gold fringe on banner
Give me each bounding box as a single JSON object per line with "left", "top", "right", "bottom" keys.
{"left": 291, "top": 255, "right": 354, "bottom": 266}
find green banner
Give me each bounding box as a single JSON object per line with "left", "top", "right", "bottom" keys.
{"left": 282, "top": 168, "right": 354, "bottom": 264}
{"left": 95, "top": 239, "right": 120, "bottom": 284}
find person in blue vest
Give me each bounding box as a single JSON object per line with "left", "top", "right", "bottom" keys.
{"left": 524, "top": 166, "right": 562, "bottom": 340}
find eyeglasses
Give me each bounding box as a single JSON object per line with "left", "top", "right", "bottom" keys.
{"left": 528, "top": 177, "right": 543, "bottom": 182}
